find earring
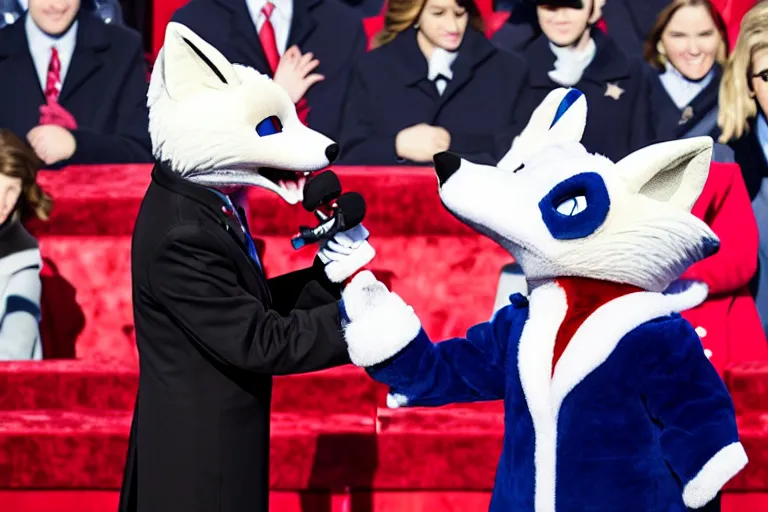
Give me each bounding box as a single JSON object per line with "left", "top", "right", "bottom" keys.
{"left": 414, "top": 22, "right": 420, "bottom": 29}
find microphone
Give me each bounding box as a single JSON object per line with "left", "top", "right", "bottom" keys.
{"left": 291, "top": 192, "right": 366, "bottom": 250}
{"left": 302, "top": 170, "right": 342, "bottom": 221}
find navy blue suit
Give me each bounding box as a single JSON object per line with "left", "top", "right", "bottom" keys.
{"left": 339, "top": 28, "right": 529, "bottom": 166}
{"left": 648, "top": 65, "right": 722, "bottom": 142}
{"left": 172, "top": 0, "right": 366, "bottom": 142}
{"left": 0, "top": 13, "right": 152, "bottom": 165}
{"left": 515, "top": 30, "right": 655, "bottom": 162}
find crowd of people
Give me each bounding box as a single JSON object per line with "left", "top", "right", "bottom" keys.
{"left": 0, "top": 0, "right": 767, "bottom": 383}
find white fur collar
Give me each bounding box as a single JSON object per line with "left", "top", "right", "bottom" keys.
{"left": 518, "top": 279, "right": 707, "bottom": 511}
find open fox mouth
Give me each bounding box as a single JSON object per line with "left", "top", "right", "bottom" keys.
{"left": 260, "top": 168, "right": 311, "bottom": 195}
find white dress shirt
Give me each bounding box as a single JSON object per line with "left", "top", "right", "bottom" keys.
{"left": 427, "top": 47, "right": 458, "bottom": 96}
{"left": 17, "top": 0, "right": 28, "bottom": 10}
{"left": 246, "top": 0, "right": 292, "bottom": 56}
{"left": 548, "top": 38, "right": 596, "bottom": 87}
{"left": 659, "top": 62, "right": 714, "bottom": 110}
{"left": 25, "top": 14, "right": 78, "bottom": 94}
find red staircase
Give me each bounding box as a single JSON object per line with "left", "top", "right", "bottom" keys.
{"left": 0, "top": 165, "right": 765, "bottom": 511}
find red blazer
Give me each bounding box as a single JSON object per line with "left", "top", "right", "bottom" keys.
{"left": 681, "top": 162, "right": 768, "bottom": 378}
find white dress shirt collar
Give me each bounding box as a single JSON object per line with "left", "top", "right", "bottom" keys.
{"left": 246, "top": 0, "right": 293, "bottom": 57}
{"left": 25, "top": 13, "right": 78, "bottom": 93}
{"left": 659, "top": 62, "right": 714, "bottom": 110}
{"left": 427, "top": 47, "right": 457, "bottom": 95}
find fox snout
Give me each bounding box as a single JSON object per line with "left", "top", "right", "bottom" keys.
{"left": 325, "top": 143, "right": 340, "bottom": 163}
{"left": 434, "top": 151, "right": 462, "bottom": 186}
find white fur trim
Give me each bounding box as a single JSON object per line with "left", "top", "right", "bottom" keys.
{"left": 517, "top": 282, "right": 567, "bottom": 512}
{"left": 518, "top": 280, "right": 712, "bottom": 512}
{"left": 386, "top": 393, "right": 409, "bottom": 409}
{"left": 683, "top": 442, "right": 748, "bottom": 509}
{"left": 323, "top": 242, "right": 376, "bottom": 283}
{"left": 343, "top": 291, "right": 421, "bottom": 367}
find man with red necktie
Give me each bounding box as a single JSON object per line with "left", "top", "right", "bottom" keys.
{"left": 171, "top": 0, "right": 366, "bottom": 142}
{"left": 0, "top": 0, "right": 152, "bottom": 166}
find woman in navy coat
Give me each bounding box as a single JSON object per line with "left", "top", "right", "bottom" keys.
{"left": 338, "top": 0, "right": 529, "bottom": 166}
{"left": 645, "top": 0, "right": 729, "bottom": 144}
{"left": 512, "top": 0, "right": 655, "bottom": 163}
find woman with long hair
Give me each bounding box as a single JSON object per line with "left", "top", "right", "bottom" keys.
{"left": 645, "top": 0, "right": 730, "bottom": 143}
{"left": 0, "top": 129, "right": 53, "bottom": 360}
{"left": 339, "top": 0, "right": 529, "bottom": 165}
{"left": 717, "top": 1, "right": 768, "bottom": 334}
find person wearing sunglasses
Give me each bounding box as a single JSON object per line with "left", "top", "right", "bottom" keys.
{"left": 718, "top": 0, "right": 768, "bottom": 337}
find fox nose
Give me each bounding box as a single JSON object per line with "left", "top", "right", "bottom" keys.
{"left": 325, "top": 143, "right": 340, "bottom": 163}
{"left": 434, "top": 151, "right": 461, "bottom": 186}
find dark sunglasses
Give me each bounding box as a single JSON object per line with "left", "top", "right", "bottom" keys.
{"left": 753, "top": 70, "right": 768, "bottom": 83}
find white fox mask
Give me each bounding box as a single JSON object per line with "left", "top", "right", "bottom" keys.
{"left": 147, "top": 22, "right": 338, "bottom": 205}
{"left": 434, "top": 88, "right": 720, "bottom": 293}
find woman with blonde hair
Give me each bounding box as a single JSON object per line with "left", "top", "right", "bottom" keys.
{"left": 717, "top": 1, "right": 768, "bottom": 334}
{"left": 338, "top": 0, "right": 529, "bottom": 165}
{"left": 645, "top": 0, "right": 730, "bottom": 143}
{"left": 0, "top": 129, "right": 53, "bottom": 360}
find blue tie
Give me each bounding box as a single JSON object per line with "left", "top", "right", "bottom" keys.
{"left": 209, "top": 189, "right": 263, "bottom": 270}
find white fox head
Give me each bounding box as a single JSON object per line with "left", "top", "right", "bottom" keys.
{"left": 434, "top": 88, "right": 720, "bottom": 293}
{"left": 147, "top": 22, "right": 338, "bottom": 204}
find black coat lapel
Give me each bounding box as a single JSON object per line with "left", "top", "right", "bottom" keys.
{"left": 0, "top": 14, "right": 45, "bottom": 104}
{"left": 388, "top": 30, "right": 439, "bottom": 101}
{"left": 217, "top": 0, "right": 271, "bottom": 72}
{"left": 59, "top": 14, "right": 109, "bottom": 102}
{"left": 435, "top": 29, "right": 495, "bottom": 114}
{"left": 287, "top": 0, "right": 321, "bottom": 48}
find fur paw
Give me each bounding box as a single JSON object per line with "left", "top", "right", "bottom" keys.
{"left": 341, "top": 271, "right": 422, "bottom": 367}
{"left": 318, "top": 225, "right": 376, "bottom": 283}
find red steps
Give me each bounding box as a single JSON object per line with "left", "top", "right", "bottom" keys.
{"left": 0, "top": 362, "right": 382, "bottom": 415}
{"left": 0, "top": 410, "right": 375, "bottom": 490}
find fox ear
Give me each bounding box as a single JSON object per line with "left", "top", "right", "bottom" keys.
{"left": 615, "top": 136, "right": 713, "bottom": 212}
{"left": 161, "top": 22, "right": 241, "bottom": 101}
{"left": 498, "top": 88, "right": 587, "bottom": 171}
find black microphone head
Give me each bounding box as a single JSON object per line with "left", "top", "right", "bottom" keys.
{"left": 336, "top": 192, "right": 366, "bottom": 228}
{"left": 302, "top": 170, "right": 342, "bottom": 212}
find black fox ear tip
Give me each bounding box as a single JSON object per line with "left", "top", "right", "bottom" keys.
{"left": 434, "top": 152, "right": 461, "bottom": 186}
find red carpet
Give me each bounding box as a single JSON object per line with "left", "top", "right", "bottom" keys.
{"left": 0, "top": 165, "right": 765, "bottom": 511}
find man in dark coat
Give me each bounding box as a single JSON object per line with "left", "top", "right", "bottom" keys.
{"left": 171, "top": 0, "right": 366, "bottom": 142}
{"left": 117, "top": 22, "right": 374, "bottom": 512}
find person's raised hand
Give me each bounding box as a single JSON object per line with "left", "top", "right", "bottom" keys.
{"left": 273, "top": 45, "right": 325, "bottom": 104}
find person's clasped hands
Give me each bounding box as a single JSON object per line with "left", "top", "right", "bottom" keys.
{"left": 395, "top": 123, "right": 451, "bottom": 162}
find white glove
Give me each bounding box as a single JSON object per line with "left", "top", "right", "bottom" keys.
{"left": 340, "top": 271, "right": 421, "bottom": 367}
{"left": 318, "top": 224, "right": 376, "bottom": 283}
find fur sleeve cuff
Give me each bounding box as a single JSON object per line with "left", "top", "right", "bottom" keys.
{"left": 682, "top": 442, "right": 748, "bottom": 508}
{"left": 343, "top": 291, "right": 422, "bottom": 367}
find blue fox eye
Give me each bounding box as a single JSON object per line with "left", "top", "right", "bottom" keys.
{"left": 256, "top": 116, "right": 283, "bottom": 136}
{"left": 555, "top": 195, "right": 587, "bottom": 216}
{"left": 539, "top": 172, "right": 610, "bottom": 240}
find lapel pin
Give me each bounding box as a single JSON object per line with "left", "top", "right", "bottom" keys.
{"left": 604, "top": 82, "right": 625, "bottom": 101}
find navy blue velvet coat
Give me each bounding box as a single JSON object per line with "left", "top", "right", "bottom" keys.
{"left": 366, "top": 283, "right": 745, "bottom": 512}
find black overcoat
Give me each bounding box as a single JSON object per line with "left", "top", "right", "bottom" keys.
{"left": 118, "top": 163, "right": 351, "bottom": 512}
